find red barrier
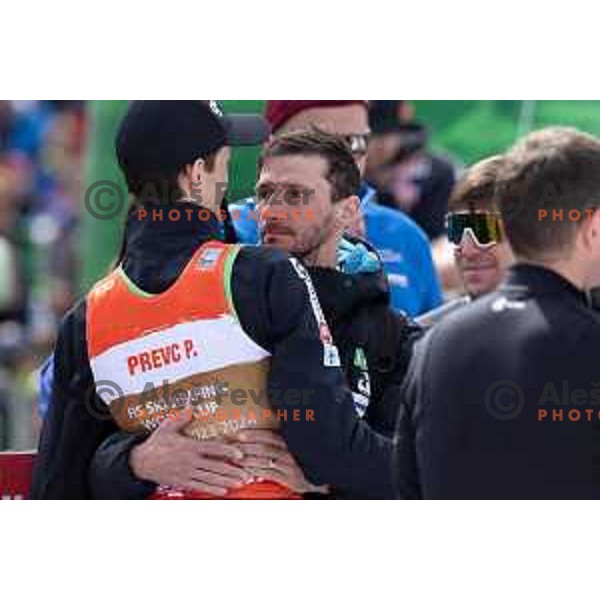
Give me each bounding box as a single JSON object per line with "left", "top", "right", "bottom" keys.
{"left": 0, "top": 452, "right": 36, "bottom": 499}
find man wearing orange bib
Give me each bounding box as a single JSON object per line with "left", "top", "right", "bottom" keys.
{"left": 32, "top": 101, "right": 397, "bottom": 500}
{"left": 87, "top": 239, "right": 298, "bottom": 499}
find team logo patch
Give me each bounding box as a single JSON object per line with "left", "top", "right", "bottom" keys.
{"left": 352, "top": 347, "right": 371, "bottom": 417}
{"left": 352, "top": 392, "right": 370, "bottom": 418}
{"left": 323, "top": 343, "right": 341, "bottom": 368}
{"left": 491, "top": 296, "right": 526, "bottom": 313}
{"left": 353, "top": 347, "right": 368, "bottom": 370}
{"left": 197, "top": 248, "right": 224, "bottom": 270}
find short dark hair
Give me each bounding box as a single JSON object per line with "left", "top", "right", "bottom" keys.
{"left": 449, "top": 154, "right": 505, "bottom": 212}
{"left": 259, "top": 128, "right": 361, "bottom": 202}
{"left": 496, "top": 127, "right": 600, "bottom": 261}
{"left": 124, "top": 153, "right": 217, "bottom": 206}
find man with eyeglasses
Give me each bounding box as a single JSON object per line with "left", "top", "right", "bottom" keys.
{"left": 230, "top": 100, "right": 442, "bottom": 318}
{"left": 416, "top": 155, "right": 515, "bottom": 327}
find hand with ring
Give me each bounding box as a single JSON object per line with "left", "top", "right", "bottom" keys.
{"left": 230, "top": 429, "right": 329, "bottom": 495}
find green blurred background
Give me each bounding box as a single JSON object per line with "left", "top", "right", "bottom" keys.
{"left": 413, "top": 100, "right": 600, "bottom": 164}
{"left": 82, "top": 100, "right": 600, "bottom": 290}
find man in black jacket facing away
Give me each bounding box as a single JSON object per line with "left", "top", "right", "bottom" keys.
{"left": 31, "top": 101, "right": 398, "bottom": 499}
{"left": 396, "top": 126, "right": 600, "bottom": 499}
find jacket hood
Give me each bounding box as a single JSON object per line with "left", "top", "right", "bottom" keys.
{"left": 337, "top": 235, "right": 382, "bottom": 276}
{"left": 308, "top": 235, "right": 390, "bottom": 325}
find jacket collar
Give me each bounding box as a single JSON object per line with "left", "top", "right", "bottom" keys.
{"left": 359, "top": 182, "right": 376, "bottom": 209}
{"left": 308, "top": 266, "right": 389, "bottom": 326}
{"left": 122, "top": 202, "right": 222, "bottom": 257}
{"left": 308, "top": 237, "right": 389, "bottom": 325}
{"left": 502, "top": 263, "right": 589, "bottom": 305}
{"left": 119, "top": 202, "right": 223, "bottom": 293}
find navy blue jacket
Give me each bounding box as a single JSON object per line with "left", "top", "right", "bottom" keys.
{"left": 397, "top": 264, "right": 600, "bottom": 499}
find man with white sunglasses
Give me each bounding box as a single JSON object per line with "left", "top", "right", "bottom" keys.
{"left": 416, "top": 155, "right": 514, "bottom": 327}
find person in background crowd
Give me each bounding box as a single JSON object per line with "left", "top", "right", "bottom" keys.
{"left": 0, "top": 101, "right": 85, "bottom": 352}
{"left": 396, "top": 127, "right": 600, "bottom": 499}
{"left": 366, "top": 100, "right": 460, "bottom": 295}
{"left": 0, "top": 164, "right": 31, "bottom": 450}
{"left": 416, "top": 155, "right": 515, "bottom": 327}
{"left": 230, "top": 100, "right": 443, "bottom": 318}
{"left": 0, "top": 168, "right": 27, "bottom": 328}
{"left": 0, "top": 102, "right": 15, "bottom": 154}
{"left": 366, "top": 100, "right": 455, "bottom": 241}
{"left": 38, "top": 106, "right": 84, "bottom": 321}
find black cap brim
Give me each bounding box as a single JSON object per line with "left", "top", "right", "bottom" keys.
{"left": 223, "top": 113, "right": 270, "bottom": 146}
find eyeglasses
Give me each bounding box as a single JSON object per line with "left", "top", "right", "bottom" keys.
{"left": 343, "top": 133, "right": 371, "bottom": 157}
{"left": 446, "top": 211, "right": 504, "bottom": 248}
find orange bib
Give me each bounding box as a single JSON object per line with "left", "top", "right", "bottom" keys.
{"left": 87, "top": 241, "right": 298, "bottom": 499}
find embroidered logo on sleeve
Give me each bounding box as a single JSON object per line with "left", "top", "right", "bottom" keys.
{"left": 351, "top": 347, "right": 371, "bottom": 417}
{"left": 197, "top": 247, "right": 224, "bottom": 270}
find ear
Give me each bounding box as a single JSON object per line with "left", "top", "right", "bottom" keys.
{"left": 189, "top": 158, "right": 206, "bottom": 185}
{"left": 263, "top": 134, "right": 275, "bottom": 149}
{"left": 335, "top": 195, "right": 364, "bottom": 237}
{"left": 177, "top": 159, "right": 206, "bottom": 200}
{"left": 577, "top": 209, "right": 600, "bottom": 256}
{"left": 334, "top": 195, "right": 360, "bottom": 227}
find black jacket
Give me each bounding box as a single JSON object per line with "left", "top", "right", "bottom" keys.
{"left": 396, "top": 264, "right": 600, "bottom": 499}
{"left": 308, "top": 250, "right": 421, "bottom": 499}
{"left": 31, "top": 204, "right": 397, "bottom": 499}
{"left": 309, "top": 250, "right": 421, "bottom": 437}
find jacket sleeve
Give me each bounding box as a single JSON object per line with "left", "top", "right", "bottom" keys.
{"left": 30, "top": 302, "right": 119, "bottom": 499}
{"left": 38, "top": 354, "right": 54, "bottom": 420}
{"left": 239, "top": 248, "right": 399, "bottom": 498}
{"left": 393, "top": 333, "right": 433, "bottom": 500}
{"left": 365, "top": 313, "right": 424, "bottom": 437}
{"left": 89, "top": 430, "right": 156, "bottom": 499}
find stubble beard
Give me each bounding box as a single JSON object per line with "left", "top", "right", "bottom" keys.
{"left": 291, "top": 212, "right": 336, "bottom": 267}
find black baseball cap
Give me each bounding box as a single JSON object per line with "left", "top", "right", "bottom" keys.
{"left": 115, "top": 100, "right": 269, "bottom": 176}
